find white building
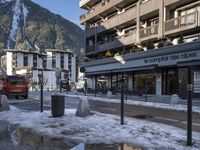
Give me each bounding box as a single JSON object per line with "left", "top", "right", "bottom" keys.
{"left": 1, "top": 49, "right": 77, "bottom": 90}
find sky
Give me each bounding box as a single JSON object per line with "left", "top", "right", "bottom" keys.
{"left": 32, "top": 0, "right": 86, "bottom": 28}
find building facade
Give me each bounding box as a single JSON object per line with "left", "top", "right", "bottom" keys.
{"left": 1, "top": 49, "right": 76, "bottom": 90}
{"left": 80, "top": 0, "right": 200, "bottom": 97}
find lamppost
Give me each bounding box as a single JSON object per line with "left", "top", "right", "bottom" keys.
{"left": 37, "top": 48, "right": 45, "bottom": 113}
{"left": 187, "top": 66, "right": 193, "bottom": 146}
{"left": 64, "top": 69, "right": 69, "bottom": 94}
{"left": 114, "top": 53, "right": 126, "bottom": 125}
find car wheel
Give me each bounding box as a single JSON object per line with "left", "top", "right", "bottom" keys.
{"left": 24, "top": 95, "right": 28, "bottom": 99}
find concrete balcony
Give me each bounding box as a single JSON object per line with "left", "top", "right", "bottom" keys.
{"left": 80, "top": 0, "right": 90, "bottom": 7}
{"left": 80, "top": 0, "right": 101, "bottom": 9}
{"left": 164, "top": 0, "right": 180, "bottom": 6}
{"left": 140, "top": 0, "right": 160, "bottom": 16}
{"left": 97, "top": 32, "right": 136, "bottom": 52}
{"left": 165, "top": 11, "right": 199, "bottom": 36}
{"left": 97, "top": 6, "right": 137, "bottom": 33}
{"left": 86, "top": 27, "right": 96, "bottom": 37}
{"left": 86, "top": 45, "right": 95, "bottom": 54}
{"left": 140, "top": 24, "right": 159, "bottom": 42}
{"left": 80, "top": 0, "right": 124, "bottom": 24}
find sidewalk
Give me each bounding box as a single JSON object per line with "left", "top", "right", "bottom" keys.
{"left": 64, "top": 91, "right": 200, "bottom": 107}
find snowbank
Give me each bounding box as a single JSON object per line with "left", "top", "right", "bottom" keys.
{"left": 0, "top": 106, "right": 200, "bottom": 150}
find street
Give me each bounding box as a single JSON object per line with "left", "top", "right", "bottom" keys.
{"left": 9, "top": 91, "right": 200, "bottom": 132}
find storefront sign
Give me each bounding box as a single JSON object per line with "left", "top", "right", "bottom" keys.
{"left": 144, "top": 52, "right": 198, "bottom": 64}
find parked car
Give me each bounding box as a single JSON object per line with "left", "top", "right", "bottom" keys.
{"left": 2, "top": 75, "right": 29, "bottom": 99}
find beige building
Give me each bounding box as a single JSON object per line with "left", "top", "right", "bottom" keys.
{"left": 80, "top": 0, "right": 200, "bottom": 97}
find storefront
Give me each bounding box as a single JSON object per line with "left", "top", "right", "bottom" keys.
{"left": 85, "top": 41, "right": 200, "bottom": 98}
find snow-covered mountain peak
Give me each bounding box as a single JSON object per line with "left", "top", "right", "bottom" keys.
{"left": 7, "top": 0, "right": 29, "bottom": 49}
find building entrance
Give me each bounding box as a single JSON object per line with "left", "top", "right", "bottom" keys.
{"left": 162, "top": 68, "right": 179, "bottom": 95}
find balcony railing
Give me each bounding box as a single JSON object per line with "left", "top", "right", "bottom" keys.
{"left": 97, "top": 31, "right": 136, "bottom": 52}
{"left": 86, "top": 45, "right": 95, "bottom": 53}
{"left": 80, "top": 0, "right": 91, "bottom": 7}
{"left": 80, "top": 0, "right": 124, "bottom": 24}
{"left": 165, "top": 11, "right": 198, "bottom": 32}
{"left": 97, "top": 6, "right": 137, "bottom": 33}
{"left": 140, "top": 24, "right": 159, "bottom": 39}
{"left": 140, "top": 0, "right": 160, "bottom": 16}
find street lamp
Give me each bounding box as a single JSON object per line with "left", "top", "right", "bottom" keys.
{"left": 36, "top": 45, "right": 45, "bottom": 113}
{"left": 114, "top": 53, "right": 126, "bottom": 125}
{"left": 64, "top": 69, "right": 69, "bottom": 94}
{"left": 38, "top": 69, "right": 43, "bottom": 113}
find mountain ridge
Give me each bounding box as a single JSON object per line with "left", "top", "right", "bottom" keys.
{"left": 0, "top": 0, "right": 84, "bottom": 53}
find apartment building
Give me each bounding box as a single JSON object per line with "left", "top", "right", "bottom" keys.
{"left": 80, "top": 0, "right": 200, "bottom": 98}
{"left": 1, "top": 49, "right": 76, "bottom": 90}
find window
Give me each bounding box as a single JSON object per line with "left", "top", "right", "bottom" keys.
{"left": 52, "top": 52, "right": 56, "bottom": 68}
{"left": 60, "top": 53, "right": 64, "bottom": 69}
{"left": 23, "top": 54, "right": 28, "bottom": 66}
{"left": 33, "top": 54, "right": 37, "bottom": 68}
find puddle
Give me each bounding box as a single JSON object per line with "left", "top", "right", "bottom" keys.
{"left": 0, "top": 121, "right": 144, "bottom": 150}
{"left": 84, "top": 143, "right": 143, "bottom": 150}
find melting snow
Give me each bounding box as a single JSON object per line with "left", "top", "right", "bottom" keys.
{"left": 0, "top": 106, "right": 200, "bottom": 150}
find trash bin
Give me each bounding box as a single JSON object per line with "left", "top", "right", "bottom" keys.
{"left": 51, "top": 94, "right": 65, "bottom": 117}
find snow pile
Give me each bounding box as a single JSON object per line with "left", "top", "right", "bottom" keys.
{"left": 0, "top": 106, "right": 200, "bottom": 150}
{"left": 66, "top": 94, "right": 200, "bottom": 114}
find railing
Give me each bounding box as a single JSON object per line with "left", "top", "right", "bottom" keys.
{"left": 97, "top": 31, "right": 136, "bottom": 51}
{"left": 98, "top": 6, "right": 137, "bottom": 32}
{"left": 80, "top": 0, "right": 124, "bottom": 23}
{"left": 79, "top": 0, "right": 91, "bottom": 7}
{"left": 140, "top": 24, "right": 159, "bottom": 38}
{"left": 140, "top": 0, "right": 160, "bottom": 16}
{"left": 165, "top": 11, "right": 198, "bottom": 32}
{"left": 86, "top": 45, "right": 95, "bottom": 53}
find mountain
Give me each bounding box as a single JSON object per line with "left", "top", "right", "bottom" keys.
{"left": 0, "top": 0, "right": 84, "bottom": 53}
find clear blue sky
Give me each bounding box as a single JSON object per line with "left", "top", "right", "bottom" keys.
{"left": 32, "top": 0, "right": 86, "bottom": 28}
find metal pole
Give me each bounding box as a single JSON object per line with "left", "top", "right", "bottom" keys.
{"left": 84, "top": 79, "right": 87, "bottom": 96}
{"left": 187, "top": 67, "right": 193, "bottom": 146}
{"left": 145, "top": 80, "right": 147, "bottom": 102}
{"left": 40, "top": 69, "right": 43, "bottom": 113}
{"left": 66, "top": 77, "right": 68, "bottom": 94}
{"left": 95, "top": 75, "right": 97, "bottom": 97}
{"left": 121, "top": 73, "right": 124, "bottom": 125}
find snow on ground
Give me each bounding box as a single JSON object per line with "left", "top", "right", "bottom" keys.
{"left": 66, "top": 94, "right": 200, "bottom": 114}
{"left": 0, "top": 106, "right": 200, "bottom": 150}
